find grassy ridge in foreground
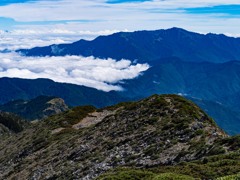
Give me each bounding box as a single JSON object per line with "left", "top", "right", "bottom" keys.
{"left": 0, "top": 95, "right": 240, "bottom": 179}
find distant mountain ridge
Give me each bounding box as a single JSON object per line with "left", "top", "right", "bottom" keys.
{"left": 18, "top": 27, "right": 240, "bottom": 63}
{"left": 0, "top": 77, "right": 128, "bottom": 107}
{"left": 120, "top": 58, "right": 240, "bottom": 110}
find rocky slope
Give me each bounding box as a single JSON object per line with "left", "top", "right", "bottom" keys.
{"left": 1, "top": 94, "right": 238, "bottom": 179}
{"left": 0, "top": 96, "right": 69, "bottom": 121}
{"left": 187, "top": 96, "right": 240, "bottom": 135}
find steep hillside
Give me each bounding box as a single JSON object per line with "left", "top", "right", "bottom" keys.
{"left": 121, "top": 59, "right": 240, "bottom": 104}
{"left": 0, "top": 96, "right": 69, "bottom": 121}
{"left": 1, "top": 94, "right": 235, "bottom": 180}
{"left": 18, "top": 28, "right": 240, "bottom": 63}
{"left": 187, "top": 97, "right": 240, "bottom": 135}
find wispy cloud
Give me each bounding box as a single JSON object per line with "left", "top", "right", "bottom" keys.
{"left": 0, "top": 0, "right": 239, "bottom": 35}
{"left": 0, "top": 29, "right": 127, "bottom": 51}
{"left": 0, "top": 52, "right": 149, "bottom": 91}
{"left": 106, "top": 0, "right": 152, "bottom": 4}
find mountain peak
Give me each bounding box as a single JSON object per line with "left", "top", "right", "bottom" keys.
{"left": 167, "top": 27, "right": 190, "bottom": 32}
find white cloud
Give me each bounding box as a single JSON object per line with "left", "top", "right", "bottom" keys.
{"left": 0, "top": 52, "right": 149, "bottom": 91}
{"left": 0, "top": 0, "right": 238, "bottom": 22}
{"left": 0, "top": 29, "right": 129, "bottom": 51}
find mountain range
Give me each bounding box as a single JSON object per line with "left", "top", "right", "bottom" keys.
{"left": 11, "top": 28, "right": 240, "bottom": 135}
{"left": 18, "top": 27, "right": 240, "bottom": 64}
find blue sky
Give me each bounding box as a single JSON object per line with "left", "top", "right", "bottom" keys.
{"left": 107, "top": 0, "right": 151, "bottom": 4}
{"left": 0, "top": 0, "right": 239, "bottom": 36}
{"left": 0, "top": 0, "right": 38, "bottom": 6}
{"left": 185, "top": 5, "right": 240, "bottom": 16}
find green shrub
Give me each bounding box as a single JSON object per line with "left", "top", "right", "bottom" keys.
{"left": 153, "top": 173, "right": 195, "bottom": 180}
{"left": 97, "top": 169, "right": 155, "bottom": 180}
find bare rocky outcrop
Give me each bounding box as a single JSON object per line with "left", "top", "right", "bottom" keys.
{"left": 72, "top": 110, "right": 117, "bottom": 129}
{"left": 43, "top": 98, "right": 69, "bottom": 118}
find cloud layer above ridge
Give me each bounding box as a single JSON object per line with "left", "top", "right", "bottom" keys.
{"left": 0, "top": 52, "right": 149, "bottom": 91}
{"left": 0, "top": 29, "right": 149, "bottom": 92}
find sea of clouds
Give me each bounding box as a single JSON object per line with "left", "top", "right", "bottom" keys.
{"left": 0, "top": 31, "right": 149, "bottom": 91}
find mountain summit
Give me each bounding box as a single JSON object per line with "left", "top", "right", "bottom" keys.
{"left": 18, "top": 27, "right": 240, "bottom": 63}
